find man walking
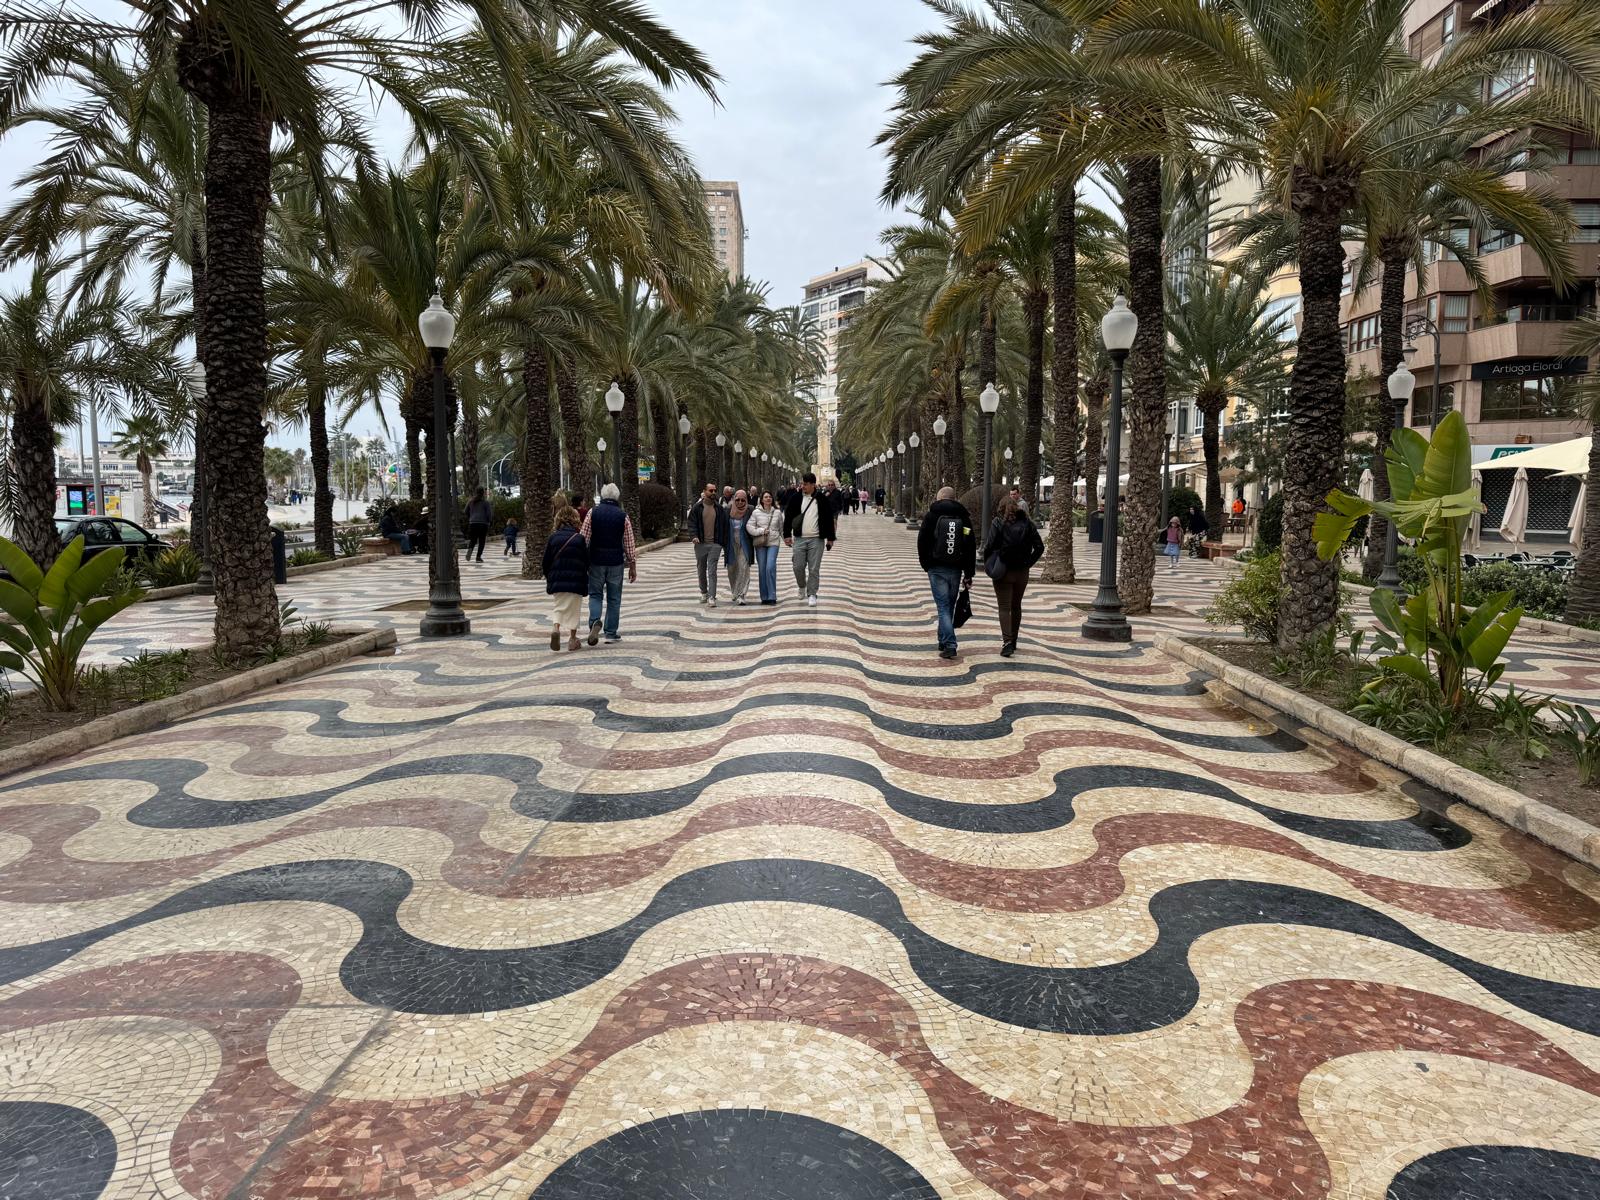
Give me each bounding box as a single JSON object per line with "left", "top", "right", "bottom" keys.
{"left": 582, "top": 482, "right": 637, "bottom": 644}
{"left": 918, "top": 486, "right": 975, "bottom": 659}
{"left": 690, "top": 482, "right": 730, "bottom": 607}
{"left": 783, "top": 471, "right": 835, "bottom": 607}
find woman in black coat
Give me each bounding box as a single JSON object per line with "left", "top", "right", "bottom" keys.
{"left": 981, "top": 495, "right": 1046, "bottom": 657}
{"left": 542, "top": 503, "right": 591, "bottom": 651}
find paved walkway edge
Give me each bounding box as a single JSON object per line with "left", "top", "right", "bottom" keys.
{"left": 141, "top": 553, "right": 389, "bottom": 602}
{"left": 1155, "top": 632, "right": 1600, "bottom": 871}
{"left": 0, "top": 627, "right": 399, "bottom": 782}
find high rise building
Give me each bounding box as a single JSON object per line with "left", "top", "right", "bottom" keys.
{"left": 701, "top": 181, "right": 745, "bottom": 282}
{"left": 800, "top": 260, "right": 890, "bottom": 471}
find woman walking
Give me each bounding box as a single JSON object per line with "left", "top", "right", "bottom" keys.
{"left": 981, "top": 494, "right": 1045, "bottom": 657}
{"left": 725, "top": 489, "right": 754, "bottom": 605}
{"left": 464, "top": 486, "right": 492, "bottom": 563}
{"left": 542, "top": 502, "right": 590, "bottom": 651}
{"left": 1164, "top": 515, "right": 1183, "bottom": 570}
{"left": 747, "top": 490, "right": 782, "bottom": 605}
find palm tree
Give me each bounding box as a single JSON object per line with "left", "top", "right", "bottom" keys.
{"left": 1166, "top": 265, "right": 1293, "bottom": 538}
{"left": 0, "top": 0, "right": 718, "bottom": 659}
{"left": 1564, "top": 316, "right": 1600, "bottom": 621}
{"left": 0, "top": 269, "right": 183, "bottom": 565}
{"left": 1088, "top": 0, "right": 1600, "bottom": 646}
{"left": 113, "top": 414, "right": 171, "bottom": 524}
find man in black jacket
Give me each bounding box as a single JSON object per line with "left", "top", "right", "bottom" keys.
{"left": 689, "top": 482, "right": 731, "bottom": 607}
{"left": 782, "top": 472, "right": 836, "bottom": 607}
{"left": 917, "top": 487, "right": 976, "bottom": 658}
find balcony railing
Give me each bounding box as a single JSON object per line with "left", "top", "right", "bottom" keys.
{"left": 1475, "top": 304, "right": 1580, "bottom": 328}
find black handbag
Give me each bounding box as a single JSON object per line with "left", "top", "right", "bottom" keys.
{"left": 953, "top": 585, "right": 973, "bottom": 628}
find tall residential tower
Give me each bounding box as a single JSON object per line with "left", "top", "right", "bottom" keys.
{"left": 800, "top": 259, "right": 890, "bottom": 471}
{"left": 701, "top": 181, "right": 745, "bottom": 282}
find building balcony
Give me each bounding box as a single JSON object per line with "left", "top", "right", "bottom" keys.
{"left": 1466, "top": 317, "right": 1581, "bottom": 361}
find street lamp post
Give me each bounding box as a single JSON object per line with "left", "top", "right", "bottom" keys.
{"left": 895, "top": 440, "right": 908, "bottom": 523}
{"left": 1082, "top": 293, "right": 1138, "bottom": 643}
{"left": 604, "top": 382, "right": 624, "bottom": 487}
{"left": 1377, "top": 353, "right": 1416, "bottom": 596}
{"left": 715, "top": 432, "right": 726, "bottom": 485}
{"left": 594, "top": 437, "right": 606, "bottom": 503}
{"left": 418, "top": 292, "right": 469, "bottom": 638}
{"left": 908, "top": 432, "right": 921, "bottom": 523}
{"left": 933, "top": 415, "right": 947, "bottom": 487}
{"left": 1003, "top": 446, "right": 1013, "bottom": 490}
{"left": 1038, "top": 439, "right": 1047, "bottom": 513}
{"left": 678, "top": 414, "right": 692, "bottom": 535}
{"left": 887, "top": 447, "right": 897, "bottom": 516}
{"left": 1405, "top": 316, "right": 1445, "bottom": 424}
{"left": 979, "top": 382, "right": 1000, "bottom": 534}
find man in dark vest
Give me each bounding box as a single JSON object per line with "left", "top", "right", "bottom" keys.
{"left": 581, "top": 482, "right": 637, "bottom": 644}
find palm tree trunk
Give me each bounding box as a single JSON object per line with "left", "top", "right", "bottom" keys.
{"left": 554, "top": 355, "right": 589, "bottom": 495}
{"left": 1279, "top": 173, "right": 1357, "bottom": 649}
{"left": 1566, "top": 428, "right": 1600, "bottom": 621}
{"left": 1020, "top": 288, "right": 1047, "bottom": 510}
{"left": 1200, "top": 393, "right": 1225, "bottom": 538}
{"left": 644, "top": 392, "right": 670, "bottom": 492}
{"left": 405, "top": 424, "right": 423, "bottom": 499}
{"left": 1362, "top": 247, "right": 1408, "bottom": 579}
{"left": 140, "top": 464, "right": 155, "bottom": 529}
{"left": 619, "top": 375, "right": 642, "bottom": 529}
{"left": 1116, "top": 155, "right": 1167, "bottom": 615}
{"left": 307, "top": 355, "right": 335, "bottom": 557}
{"left": 9, "top": 394, "right": 57, "bottom": 567}
{"left": 460, "top": 396, "right": 480, "bottom": 497}
{"left": 949, "top": 353, "right": 967, "bottom": 488}
{"left": 1041, "top": 180, "right": 1080, "bottom": 584}
{"left": 1083, "top": 376, "right": 1106, "bottom": 511}
{"left": 520, "top": 347, "right": 554, "bottom": 580}
{"left": 977, "top": 299, "right": 997, "bottom": 490}
{"left": 179, "top": 47, "right": 280, "bottom": 659}
{"left": 694, "top": 427, "right": 711, "bottom": 491}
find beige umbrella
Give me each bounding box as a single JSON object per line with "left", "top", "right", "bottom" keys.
{"left": 1570, "top": 479, "right": 1587, "bottom": 549}
{"left": 1358, "top": 468, "right": 1374, "bottom": 502}
{"left": 1470, "top": 470, "right": 1483, "bottom": 549}
{"left": 1498, "top": 465, "right": 1530, "bottom": 545}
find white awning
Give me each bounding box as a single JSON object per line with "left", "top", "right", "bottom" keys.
{"left": 1476, "top": 436, "right": 1590, "bottom": 475}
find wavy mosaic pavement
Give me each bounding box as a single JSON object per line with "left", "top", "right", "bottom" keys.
{"left": 3, "top": 515, "right": 1600, "bottom": 1198}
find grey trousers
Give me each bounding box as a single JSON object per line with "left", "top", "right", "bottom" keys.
{"left": 695, "top": 542, "right": 721, "bottom": 598}
{"left": 791, "top": 536, "right": 824, "bottom": 597}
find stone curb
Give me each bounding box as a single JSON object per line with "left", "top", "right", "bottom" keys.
{"left": 0, "top": 627, "right": 398, "bottom": 783}
{"left": 138, "top": 553, "right": 388, "bottom": 603}
{"left": 639, "top": 536, "right": 679, "bottom": 554}
{"left": 1341, "top": 578, "right": 1600, "bottom": 645}
{"left": 1155, "top": 632, "right": 1600, "bottom": 871}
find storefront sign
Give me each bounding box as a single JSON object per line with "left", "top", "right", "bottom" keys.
{"left": 1470, "top": 356, "right": 1588, "bottom": 381}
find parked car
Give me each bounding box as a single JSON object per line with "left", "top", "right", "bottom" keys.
{"left": 52, "top": 517, "right": 171, "bottom": 567}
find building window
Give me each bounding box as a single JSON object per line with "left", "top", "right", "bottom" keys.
{"left": 1341, "top": 265, "right": 1353, "bottom": 296}
{"left": 1410, "top": 384, "right": 1454, "bottom": 426}
{"left": 1480, "top": 227, "right": 1524, "bottom": 254}
{"left": 1345, "top": 314, "right": 1379, "bottom": 352}
{"left": 1437, "top": 294, "right": 1470, "bottom": 333}
{"left": 1481, "top": 375, "right": 1582, "bottom": 421}
{"left": 1575, "top": 202, "right": 1600, "bottom": 243}
{"left": 1489, "top": 57, "right": 1536, "bottom": 101}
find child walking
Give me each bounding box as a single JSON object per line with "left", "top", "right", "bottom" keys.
{"left": 503, "top": 518, "right": 520, "bottom": 557}
{"left": 1164, "top": 516, "right": 1182, "bottom": 570}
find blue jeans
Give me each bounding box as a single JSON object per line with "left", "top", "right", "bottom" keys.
{"left": 755, "top": 545, "right": 779, "bottom": 602}
{"left": 385, "top": 531, "right": 411, "bottom": 554}
{"left": 928, "top": 568, "right": 962, "bottom": 650}
{"left": 587, "top": 564, "right": 624, "bottom": 636}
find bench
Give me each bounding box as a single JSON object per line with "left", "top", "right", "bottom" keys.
{"left": 362, "top": 537, "right": 402, "bottom": 557}
{"left": 1201, "top": 542, "right": 1239, "bottom": 560}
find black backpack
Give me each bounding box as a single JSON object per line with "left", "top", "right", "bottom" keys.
{"left": 927, "top": 514, "right": 967, "bottom": 568}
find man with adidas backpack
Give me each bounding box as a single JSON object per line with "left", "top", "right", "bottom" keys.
{"left": 917, "top": 487, "right": 976, "bottom": 659}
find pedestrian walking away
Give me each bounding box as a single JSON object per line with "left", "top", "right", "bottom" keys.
{"left": 981, "top": 494, "right": 1045, "bottom": 657}
{"left": 747, "top": 490, "right": 782, "bottom": 604}
{"left": 690, "top": 483, "right": 731, "bottom": 607}
{"left": 725, "top": 490, "right": 754, "bottom": 604}
{"left": 542, "top": 502, "right": 590, "bottom": 651}
{"left": 874, "top": 485, "right": 885, "bottom": 513}
{"left": 503, "top": 518, "right": 520, "bottom": 557}
{"left": 1164, "top": 515, "right": 1183, "bottom": 570}
{"left": 581, "top": 482, "right": 638, "bottom": 643}
{"left": 918, "top": 486, "right": 976, "bottom": 659}
{"left": 783, "top": 471, "right": 836, "bottom": 607}
{"left": 464, "top": 486, "right": 492, "bottom": 563}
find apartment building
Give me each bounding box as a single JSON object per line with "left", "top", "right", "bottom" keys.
{"left": 701, "top": 181, "right": 745, "bottom": 282}
{"left": 1336, "top": 0, "right": 1600, "bottom": 544}
{"left": 800, "top": 259, "right": 890, "bottom": 469}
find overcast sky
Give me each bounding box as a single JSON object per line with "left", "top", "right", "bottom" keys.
{"left": 5, "top": 0, "right": 933, "bottom": 447}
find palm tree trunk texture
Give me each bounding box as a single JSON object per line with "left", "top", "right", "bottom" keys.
{"left": 919, "top": 397, "right": 939, "bottom": 509}
{"left": 307, "top": 356, "right": 335, "bottom": 557}
{"left": 949, "top": 355, "right": 967, "bottom": 489}
{"left": 555, "top": 356, "right": 589, "bottom": 495}
{"left": 619, "top": 375, "right": 642, "bottom": 530}
{"left": 139, "top": 460, "right": 155, "bottom": 529}
{"left": 405, "top": 424, "right": 423, "bottom": 499}
{"left": 1566, "top": 430, "right": 1600, "bottom": 621}
{"left": 1279, "top": 175, "right": 1357, "bottom": 649}
{"left": 694, "top": 427, "right": 711, "bottom": 491}
{"left": 180, "top": 50, "right": 280, "bottom": 658}
{"left": 978, "top": 299, "right": 997, "bottom": 490}
{"left": 549, "top": 420, "right": 563, "bottom": 497}
{"left": 649, "top": 392, "right": 673, "bottom": 492}
{"left": 1041, "top": 180, "right": 1080, "bottom": 584}
{"left": 9, "top": 395, "right": 57, "bottom": 567}
{"left": 1116, "top": 155, "right": 1167, "bottom": 615}
{"left": 1083, "top": 376, "right": 1106, "bottom": 510}
{"left": 520, "top": 347, "right": 554, "bottom": 580}
{"left": 1362, "top": 249, "right": 1408, "bottom": 580}
{"left": 1200, "top": 393, "right": 1226, "bottom": 538}
{"left": 460, "top": 396, "right": 480, "bottom": 498}
{"left": 188, "top": 240, "right": 211, "bottom": 571}
{"left": 1020, "top": 288, "right": 1047, "bottom": 510}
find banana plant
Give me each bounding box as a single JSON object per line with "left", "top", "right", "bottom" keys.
{"left": 0, "top": 536, "right": 144, "bottom": 711}
{"left": 1314, "top": 411, "right": 1520, "bottom": 713}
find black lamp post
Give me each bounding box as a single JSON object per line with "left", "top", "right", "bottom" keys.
{"left": 1082, "top": 293, "right": 1138, "bottom": 643}
{"left": 605, "top": 382, "right": 624, "bottom": 486}
{"left": 715, "top": 432, "right": 726, "bottom": 485}
{"left": 594, "top": 437, "right": 605, "bottom": 501}
{"left": 678, "top": 414, "right": 693, "bottom": 535}
{"left": 418, "top": 292, "right": 469, "bottom": 638}
{"left": 895, "top": 440, "right": 908, "bottom": 523}
{"left": 1376, "top": 352, "right": 1416, "bottom": 596}
{"left": 908, "top": 431, "right": 921, "bottom": 524}
{"left": 979, "top": 382, "right": 999, "bottom": 534}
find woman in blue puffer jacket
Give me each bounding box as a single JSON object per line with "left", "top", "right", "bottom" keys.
{"left": 541, "top": 502, "right": 591, "bottom": 651}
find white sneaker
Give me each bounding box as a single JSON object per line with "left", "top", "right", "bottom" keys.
{"left": 709, "top": 598, "right": 717, "bottom": 608}
{"left": 700, "top": 595, "right": 707, "bottom": 605}
{"left": 806, "top": 595, "right": 817, "bottom": 607}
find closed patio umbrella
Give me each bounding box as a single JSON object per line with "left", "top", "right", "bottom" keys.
{"left": 1499, "top": 465, "right": 1530, "bottom": 545}
{"left": 1470, "top": 470, "right": 1483, "bottom": 549}
{"left": 1570, "top": 479, "right": 1587, "bottom": 549}
{"left": 1358, "top": 468, "right": 1374, "bottom": 502}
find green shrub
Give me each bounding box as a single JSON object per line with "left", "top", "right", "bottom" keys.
{"left": 147, "top": 544, "right": 201, "bottom": 588}
{"left": 1168, "top": 485, "right": 1203, "bottom": 526}
{"left": 1462, "top": 560, "right": 1568, "bottom": 620}
{"left": 288, "top": 548, "right": 332, "bottom": 567}
{"left": 637, "top": 482, "right": 682, "bottom": 540}
{"left": 1256, "top": 492, "right": 1284, "bottom": 552}
{"left": 336, "top": 527, "right": 368, "bottom": 558}
{"left": 1207, "top": 550, "right": 1284, "bottom": 643}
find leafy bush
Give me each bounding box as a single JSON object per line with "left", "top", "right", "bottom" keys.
{"left": 336, "top": 527, "right": 368, "bottom": 558}
{"left": 1462, "top": 560, "right": 1568, "bottom": 620}
{"left": 1207, "top": 550, "right": 1284, "bottom": 643}
{"left": 637, "top": 482, "right": 683, "bottom": 540}
{"left": 1168, "top": 485, "right": 1203, "bottom": 527}
{"left": 0, "top": 536, "right": 144, "bottom": 711}
{"left": 1256, "top": 492, "right": 1284, "bottom": 552}
{"left": 1394, "top": 548, "right": 1431, "bottom": 596}
{"left": 1551, "top": 702, "right": 1600, "bottom": 785}
{"left": 288, "top": 548, "right": 332, "bottom": 567}
{"left": 98, "top": 558, "right": 146, "bottom": 597}
{"left": 147, "top": 544, "right": 201, "bottom": 588}
{"left": 958, "top": 485, "right": 1007, "bottom": 524}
